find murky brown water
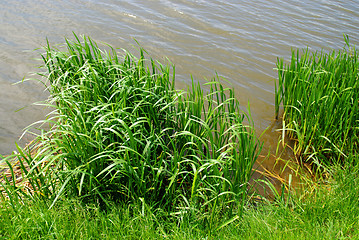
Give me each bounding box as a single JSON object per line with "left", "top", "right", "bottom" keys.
{"left": 1, "top": 0, "right": 359, "bottom": 182}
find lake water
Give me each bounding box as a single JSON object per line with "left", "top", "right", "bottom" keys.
{"left": 1, "top": 0, "right": 359, "bottom": 178}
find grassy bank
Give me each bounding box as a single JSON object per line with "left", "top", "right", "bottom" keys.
{"left": 1, "top": 160, "right": 358, "bottom": 239}
{"left": 1, "top": 35, "right": 359, "bottom": 239}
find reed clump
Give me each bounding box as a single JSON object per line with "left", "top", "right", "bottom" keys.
{"left": 275, "top": 36, "right": 359, "bottom": 169}
{"left": 1, "top": 34, "right": 261, "bottom": 220}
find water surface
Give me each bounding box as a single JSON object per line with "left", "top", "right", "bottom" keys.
{"left": 1, "top": 0, "right": 359, "bottom": 167}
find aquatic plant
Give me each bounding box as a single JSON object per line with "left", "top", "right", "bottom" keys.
{"left": 275, "top": 36, "right": 359, "bottom": 168}
{"left": 1, "top": 34, "right": 261, "bottom": 221}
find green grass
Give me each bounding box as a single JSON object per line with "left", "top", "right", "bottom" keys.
{"left": 1, "top": 34, "right": 261, "bottom": 227}
{"left": 2, "top": 34, "right": 359, "bottom": 239}
{"left": 275, "top": 36, "right": 359, "bottom": 169}
{"left": 1, "top": 158, "right": 358, "bottom": 239}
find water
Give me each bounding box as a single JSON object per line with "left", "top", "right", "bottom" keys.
{"left": 1, "top": 0, "right": 359, "bottom": 170}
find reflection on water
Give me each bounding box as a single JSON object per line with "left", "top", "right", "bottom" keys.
{"left": 1, "top": 1, "right": 359, "bottom": 183}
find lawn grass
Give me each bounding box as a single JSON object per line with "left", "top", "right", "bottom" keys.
{"left": 1, "top": 159, "right": 358, "bottom": 239}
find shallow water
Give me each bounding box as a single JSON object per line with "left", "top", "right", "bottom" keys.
{"left": 1, "top": 0, "right": 359, "bottom": 178}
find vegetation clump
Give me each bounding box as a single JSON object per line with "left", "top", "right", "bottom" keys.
{"left": 1, "top": 35, "right": 261, "bottom": 221}
{"left": 275, "top": 36, "right": 359, "bottom": 168}
{"left": 3, "top": 34, "right": 359, "bottom": 239}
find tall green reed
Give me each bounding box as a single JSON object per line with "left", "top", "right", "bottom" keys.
{"left": 1, "top": 34, "right": 261, "bottom": 219}
{"left": 275, "top": 36, "right": 359, "bottom": 168}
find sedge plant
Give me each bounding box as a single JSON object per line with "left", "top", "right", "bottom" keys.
{"left": 275, "top": 35, "right": 359, "bottom": 169}
{"left": 1, "top": 34, "right": 261, "bottom": 223}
